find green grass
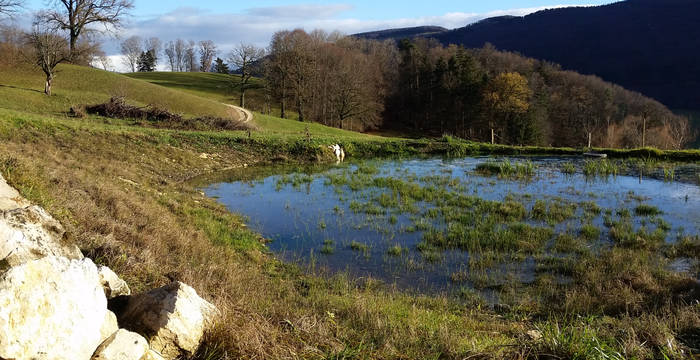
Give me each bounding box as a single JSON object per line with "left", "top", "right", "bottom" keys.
{"left": 635, "top": 204, "right": 663, "bottom": 217}
{"left": 0, "top": 64, "right": 235, "bottom": 119}
{"left": 127, "top": 71, "right": 294, "bottom": 119}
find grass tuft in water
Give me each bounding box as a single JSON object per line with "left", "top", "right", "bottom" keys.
{"left": 635, "top": 204, "right": 663, "bottom": 217}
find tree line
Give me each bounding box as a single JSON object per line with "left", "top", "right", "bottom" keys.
{"left": 260, "top": 31, "right": 695, "bottom": 149}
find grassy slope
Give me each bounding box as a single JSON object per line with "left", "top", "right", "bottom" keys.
{"left": 127, "top": 71, "right": 299, "bottom": 120}
{"left": 0, "top": 64, "right": 237, "bottom": 119}
{"left": 1, "top": 66, "right": 699, "bottom": 359}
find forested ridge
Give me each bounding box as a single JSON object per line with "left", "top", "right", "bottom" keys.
{"left": 355, "top": 0, "right": 700, "bottom": 113}
{"left": 261, "top": 30, "right": 694, "bottom": 149}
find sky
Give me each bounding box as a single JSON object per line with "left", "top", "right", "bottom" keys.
{"left": 18, "top": 0, "right": 616, "bottom": 71}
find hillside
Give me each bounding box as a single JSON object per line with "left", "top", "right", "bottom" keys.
{"left": 0, "top": 64, "right": 238, "bottom": 120}
{"left": 354, "top": 0, "right": 700, "bottom": 111}
{"left": 127, "top": 72, "right": 295, "bottom": 120}
{"left": 353, "top": 26, "right": 448, "bottom": 41}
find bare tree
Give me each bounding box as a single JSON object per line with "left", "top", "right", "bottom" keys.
{"left": 119, "top": 35, "right": 140, "bottom": 72}
{"left": 665, "top": 115, "right": 695, "bottom": 150}
{"left": 0, "top": 0, "right": 23, "bottom": 17}
{"left": 144, "top": 36, "right": 160, "bottom": 67}
{"left": 164, "top": 39, "right": 187, "bottom": 71}
{"left": 164, "top": 40, "right": 176, "bottom": 71}
{"left": 230, "top": 43, "right": 265, "bottom": 108}
{"left": 43, "top": 0, "right": 134, "bottom": 59}
{"left": 27, "top": 24, "right": 69, "bottom": 95}
{"left": 198, "top": 40, "right": 216, "bottom": 72}
{"left": 96, "top": 51, "right": 112, "bottom": 71}
{"left": 184, "top": 40, "right": 196, "bottom": 72}
{"left": 0, "top": 24, "right": 26, "bottom": 66}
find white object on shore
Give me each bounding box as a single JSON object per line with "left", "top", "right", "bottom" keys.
{"left": 583, "top": 152, "right": 608, "bottom": 158}
{"left": 329, "top": 144, "right": 345, "bottom": 162}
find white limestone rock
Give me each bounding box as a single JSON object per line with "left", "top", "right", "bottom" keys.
{"left": 91, "top": 329, "right": 149, "bottom": 360}
{"left": 0, "top": 256, "right": 110, "bottom": 360}
{"left": 0, "top": 174, "right": 30, "bottom": 211}
{"left": 100, "top": 310, "right": 120, "bottom": 345}
{"left": 0, "top": 205, "right": 83, "bottom": 269}
{"left": 98, "top": 265, "right": 131, "bottom": 299}
{"left": 118, "top": 281, "right": 218, "bottom": 359}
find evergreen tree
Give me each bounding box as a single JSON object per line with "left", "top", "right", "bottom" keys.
{"left": 137, "top": 51, "right": 156, "bottom": 72}
{"left": 213, "top": 57, "right": 229, "bottom": 74}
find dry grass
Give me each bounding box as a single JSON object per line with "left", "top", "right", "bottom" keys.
{"left": 0, "top": 108, "right": 530, "bottom": 359}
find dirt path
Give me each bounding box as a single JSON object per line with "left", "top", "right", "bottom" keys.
{"left": 225, "top": 104, "right": 253, "bottom": 124}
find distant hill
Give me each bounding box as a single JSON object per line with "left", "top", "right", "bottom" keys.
{"left": 354, "top": 0, "right": 700, "bottom": 111}
{"left": 353, "top": 26, "right": 448, "bottom": 42}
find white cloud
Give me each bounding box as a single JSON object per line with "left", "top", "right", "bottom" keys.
{"left": 246, "top": 4, "right": 354, "bottom": 19}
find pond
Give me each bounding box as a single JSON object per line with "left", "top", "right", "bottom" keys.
{"left": 203, "top": 156, "right": 700, "bottom": 301}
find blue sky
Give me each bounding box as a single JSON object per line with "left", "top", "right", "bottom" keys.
{"left": 20, "top": 0, "right": 616, "bottom": 70}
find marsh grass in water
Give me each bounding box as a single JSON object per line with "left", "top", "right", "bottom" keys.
{"left": 205, "top": 156, "right": 700, "bottom": 358}
{"left": 475, "top": 159, "right": 537, "bottom": 179}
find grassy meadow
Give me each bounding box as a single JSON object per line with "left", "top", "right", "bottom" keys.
{"left": 0, "top": 64, "right": 699, "bottom": 359}
{"left": 0, "top": 64, "right": 236, "bottom": 119}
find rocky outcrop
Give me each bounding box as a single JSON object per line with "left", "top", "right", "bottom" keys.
{"left": 91, "top": 329, "right": 149, "bottom": 360}
{"left": 118, "top": 281, "right": 218, "bottom": 359}
{"left": 0, "top": 256, "right": 110, "bottom": 360}
{"left": 0, "top": 173, "right": 219, "bottom": 359}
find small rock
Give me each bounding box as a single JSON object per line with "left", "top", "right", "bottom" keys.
{"left": 98, "top": 266, "right": 131, "bottom": 299}
{"left": 91, "top": 329, "right": 149, "bottom": 360}
{"left": 527, "top": 329, "right": 543, "bottom": 341}
{"left": 0, "top": 205, "right": 83, "bottom": 268}
{"left": 117, "top": 281, "right": 218, "bottom": 359}
{"left": 0, "top": 256, "right": 109, "bottom": 360}
{"left": 143, "top": 349, "right": 166, "bottom": 360}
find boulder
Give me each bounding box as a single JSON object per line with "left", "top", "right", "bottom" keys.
{"left": 98, "top": 265, "right": 131, "bottom": 299}
{"left": 100, "top": 310, "right": 120, "bottom": 345}
{"left": 0, "top": 205, "right": 83, "bottom": 269}
{"left": 0, "top": 256, "right": 110, "bottom": 360}
{"left": 118, "top": 281, "right": 218, "bottom": 359}
{"left": 91, "top": 329, "right": 149, "bottom": 360}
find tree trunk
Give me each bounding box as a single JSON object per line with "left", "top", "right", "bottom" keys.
{"left": 69, "top": 35, "right": 76, "bottom": 62}
{"left": 297, "top": 99, "right": 304, "bottom": 122}
{"left": 642, "top": 117, "right": 646, "bottom": 147}
{"left": 44, "top": 74, "right": 53, "bottom": 96}
{"left": 491, "top": 128, "right": 495, "bottom": 144}
{"left": 588, "top": 132, "right": 592, "bottom": 149}
{"left": 280, "top": 98, "right": 286, "bottom": 119}
{"left": 240, "top": 90, "right": 246, "bottom": 108}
